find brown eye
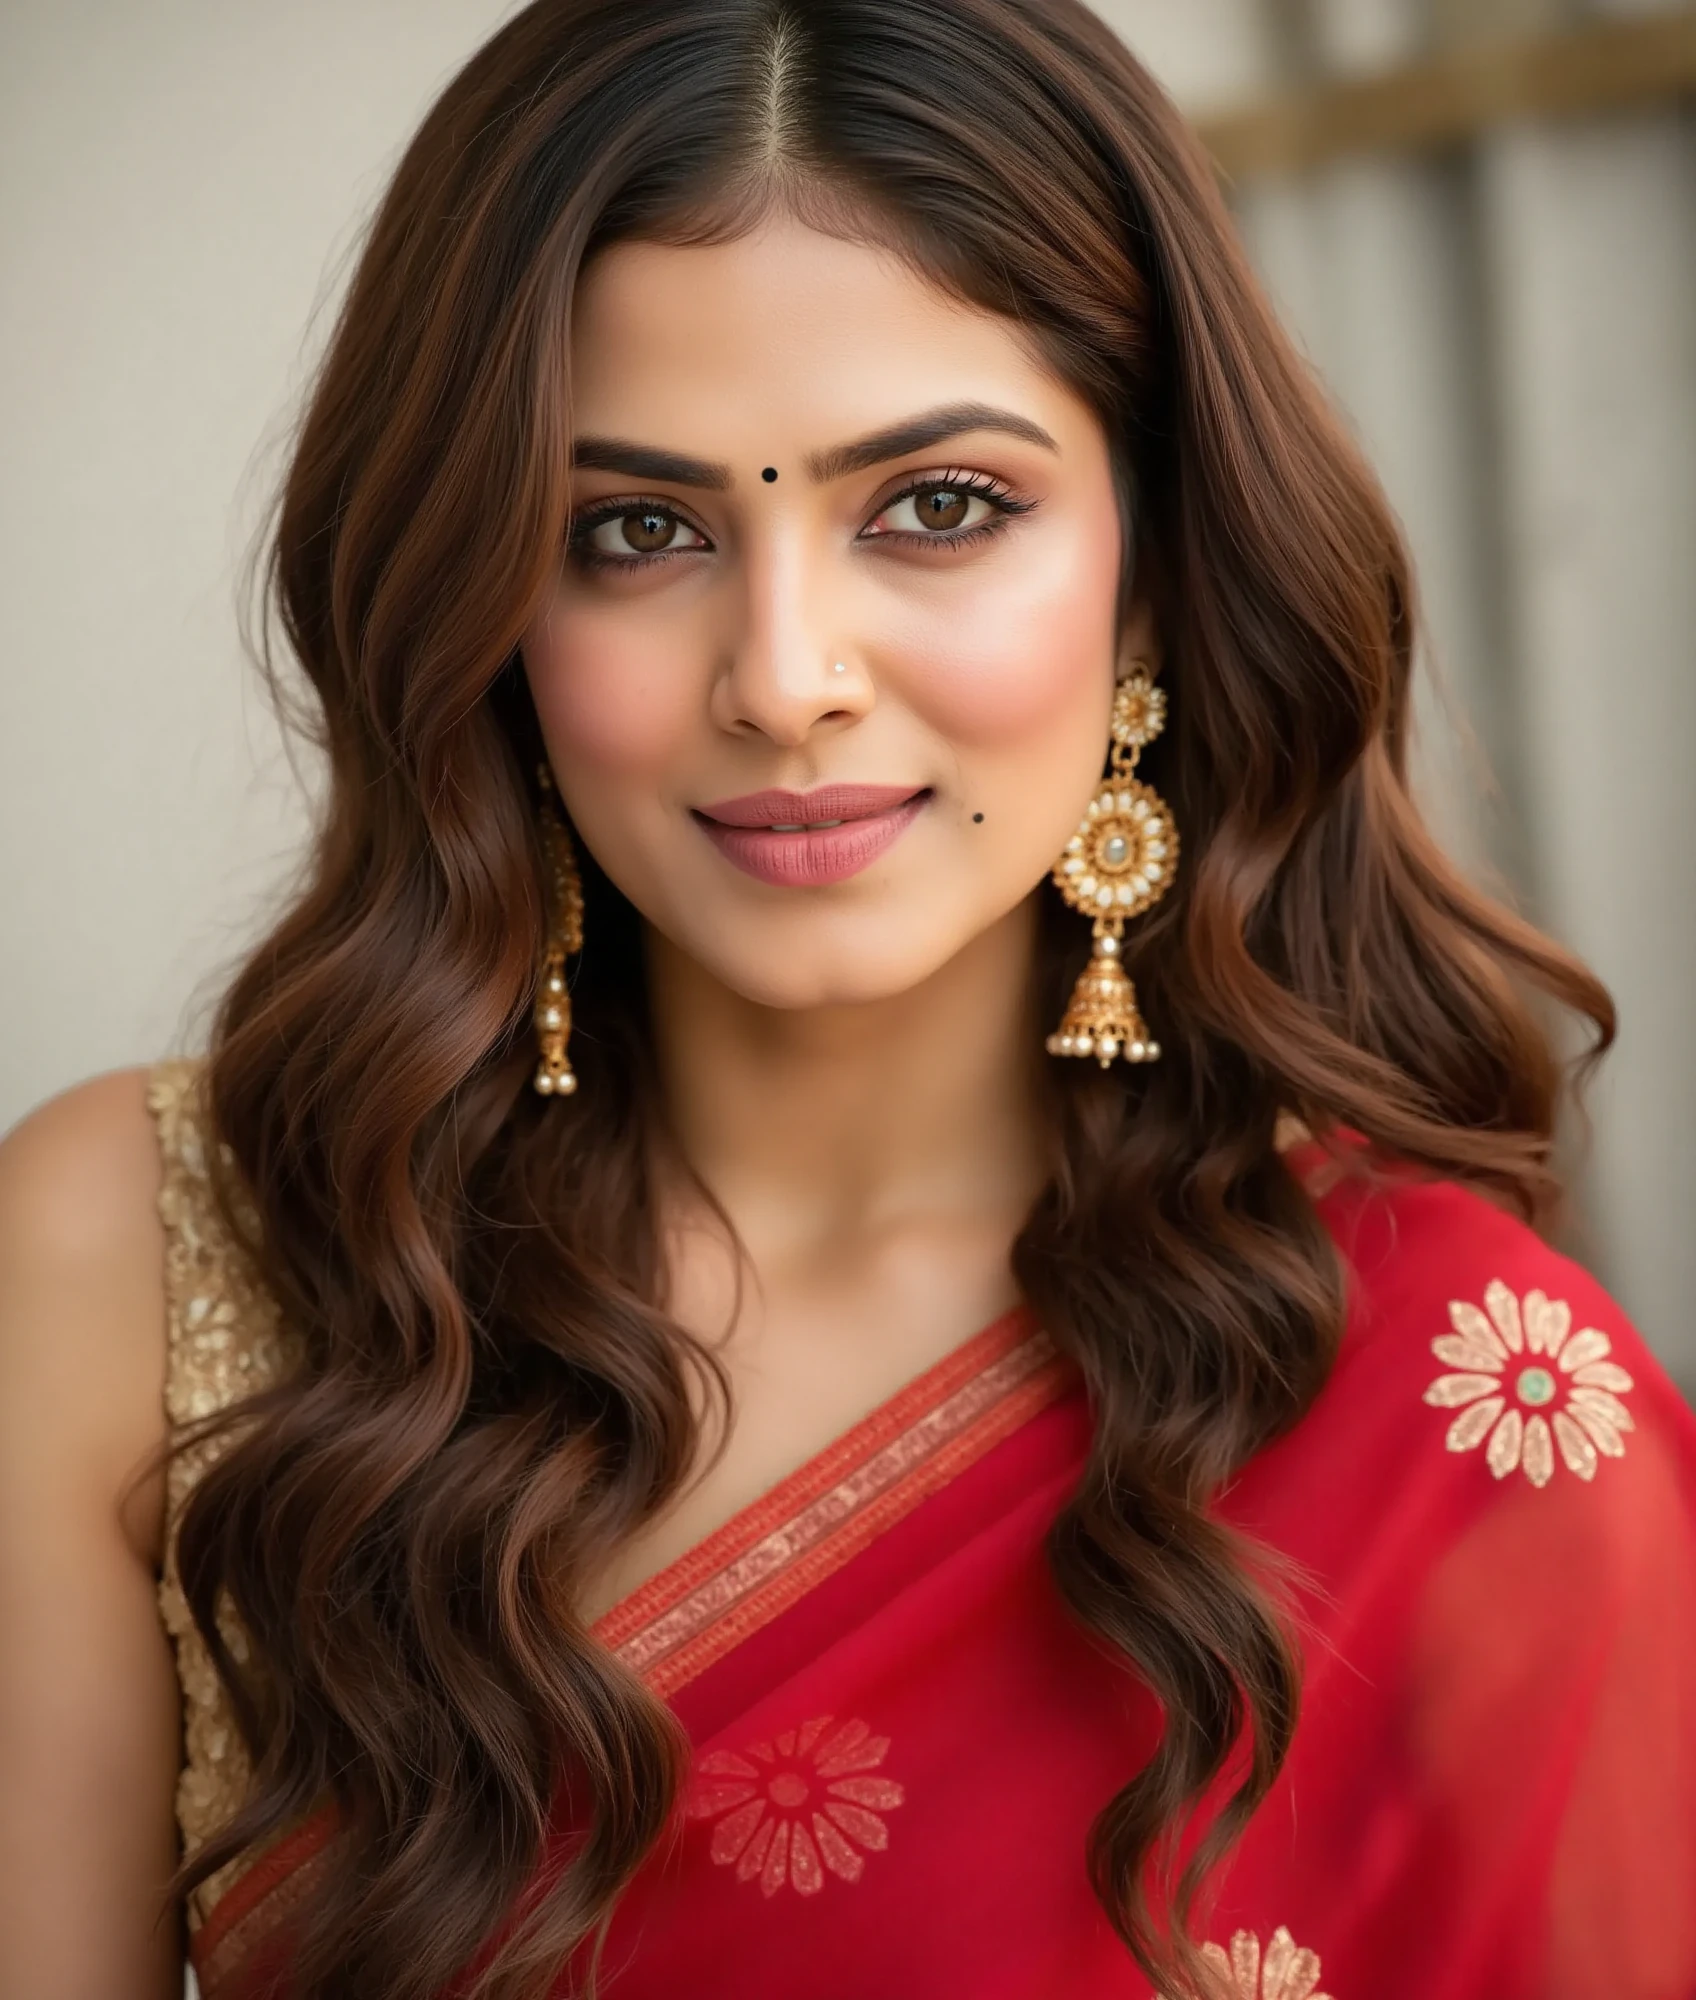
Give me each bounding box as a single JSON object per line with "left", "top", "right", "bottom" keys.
{"left": 914, "top": 489, "right": 970, "bottom": 531}
{"left": 577, "top": 503, "right": 707, "bottom": 564}
{"left": 869, "top": 484, "right": 1000, "bottom": 540}
{"left": 619, "top": 507, "right": 679, "bottom": 553}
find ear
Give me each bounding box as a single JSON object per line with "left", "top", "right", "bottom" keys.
{"left": 1115, "top": 596, "right": 1161, "bottom": 681}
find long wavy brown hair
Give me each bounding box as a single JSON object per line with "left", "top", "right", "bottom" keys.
{"left": 171, "top": 2, "right": 1613, "bottom": 1995}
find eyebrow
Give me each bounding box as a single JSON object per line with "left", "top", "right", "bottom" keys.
{"left": 804, "top": 401, "right": 1059, "bottom": 482}
{"left": 568, "top": 401, "right": 1059, "bottom": 491}
{"left": 569, "top": 438, "right": 732, "bottom": 489}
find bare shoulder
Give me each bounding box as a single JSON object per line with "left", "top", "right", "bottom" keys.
{"left": 0, "top": 1064, "right": 166, "bottom": 1253}
{"left": 0, "top": 1066, "right": 187, "bottom": 1997}
{"left": 0, "top": 1065, "right": 172, "bottom": 1560}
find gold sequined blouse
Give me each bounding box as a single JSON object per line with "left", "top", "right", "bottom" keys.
{"left": 148, "top": 1056, "right": 304, "bottom": 1930}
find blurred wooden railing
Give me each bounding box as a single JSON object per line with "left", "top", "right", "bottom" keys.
{"left": 1196, "top": 8, "right": 1696, "bottom": 179}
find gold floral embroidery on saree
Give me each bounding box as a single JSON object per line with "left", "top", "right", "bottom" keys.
{"left": 685, "top": 1715, "right": 905, "bottom": 1896}
{"left": 1201, "top": 1926, "right": 1332, "bottom": 2000}
{"left": 149, "top": 1057, "right": 304, "bottom": 1928}
{"left": 1423, "top": 1277, "right": 1634, "bottom": 1485}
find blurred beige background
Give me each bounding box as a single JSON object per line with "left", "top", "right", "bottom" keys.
{"left": 2, "top": 0, "right": 1692, "bottom": 1392}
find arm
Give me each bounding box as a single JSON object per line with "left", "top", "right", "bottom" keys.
{"left": 0, "top": 1068, "right": 184, "bottom": 2000}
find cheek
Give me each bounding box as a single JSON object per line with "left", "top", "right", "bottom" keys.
{"left": 890, "top": 506, "right": 1121, "bottom": 748}
{"left": 523, "top": 603, "right": 695, "bottom": 778}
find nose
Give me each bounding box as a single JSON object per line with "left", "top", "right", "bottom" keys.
{"left": 708, "top": 527, "right": 874, "bottom": 746}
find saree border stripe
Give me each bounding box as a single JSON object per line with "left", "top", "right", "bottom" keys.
{"left": 594, "top": 1310, "right": 1077, "bottom": 1698}
{"left": 591, "top": 1305, "right": 1040, "bottom": 1649}
{"left": 194, "top": 1809, "right": 338, "bottom": 1999}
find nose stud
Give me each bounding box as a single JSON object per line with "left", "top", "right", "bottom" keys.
{"left": 832, "top": 661, "right": 848, "bottom": 674}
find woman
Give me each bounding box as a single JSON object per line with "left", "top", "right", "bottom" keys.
{"left": 1, "top": 1, "right": 1692, "bottom": 1996}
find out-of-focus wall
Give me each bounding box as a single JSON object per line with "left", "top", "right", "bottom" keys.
{"left": 2, "top": 0, "right": 1691, "bottom": 1389}
{"left": 0, "top": 0, "right": 512, "bottom": 1113}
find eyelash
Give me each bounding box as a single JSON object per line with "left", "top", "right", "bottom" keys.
{"left": 565, "top": 470, "right": 1035, "bottom": 574}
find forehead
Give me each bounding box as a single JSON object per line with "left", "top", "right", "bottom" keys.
{"left": 566, "top": 214, "right": 1093, "bottom": 452}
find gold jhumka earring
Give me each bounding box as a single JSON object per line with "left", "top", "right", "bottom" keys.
{"left": 532, "top": 763, "right": 585, "bottom": 1097}
{"left": 1046, "top": 664, "right": 1179, "bottom": 1068}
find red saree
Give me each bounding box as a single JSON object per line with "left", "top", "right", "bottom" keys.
{"left": 191, "top": 1160, "right": 1696, "bottom": 2000}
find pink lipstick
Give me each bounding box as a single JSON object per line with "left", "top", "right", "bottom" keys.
{"left": 694, "top": 783, "right": 930, "bottom": 887}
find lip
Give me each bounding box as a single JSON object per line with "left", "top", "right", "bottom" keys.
{"left": 693, "top": 783, "right": 930, "bottom": 887}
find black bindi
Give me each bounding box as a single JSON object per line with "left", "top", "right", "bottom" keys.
{"left": 761, "top": 466, "right": 778, "bottom": 483}
{"left": 972, "top": 812, "right": 985, "bottom": 824}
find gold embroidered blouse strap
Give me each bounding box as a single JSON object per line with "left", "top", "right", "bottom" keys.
{"left": 147, "top": 1056, "right": 304, "bottom": 1931}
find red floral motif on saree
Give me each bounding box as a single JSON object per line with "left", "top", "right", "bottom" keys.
{"left": 1201, "top": 1926, "right": 1332, "bottom": 2000}
{"left": 685, "top": 1714, "right": 905, "bottom": 1896}
{"left": 1422, "top": 1277, "right": 1636, "bottom": 1485}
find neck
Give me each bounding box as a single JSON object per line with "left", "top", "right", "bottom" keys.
{"left": 645, "top": 900, "right": 1050, "bottom": 1271}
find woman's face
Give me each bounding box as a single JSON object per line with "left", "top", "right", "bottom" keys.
{"left": 522, "top": 211, "right": 1148, "bottom": 1011}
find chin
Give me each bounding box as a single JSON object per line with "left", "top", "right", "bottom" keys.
{"left": 696, "top": 933, "right": 957, "bottom": 1015}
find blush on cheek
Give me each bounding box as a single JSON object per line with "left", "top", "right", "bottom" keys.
{"left": 895, "top": 533, "right": 1119, "bottom": 749}
{"left": 912, "top": 609, "right": 1104, "bottom": 746}
{"left": 525, "top": 613, "right": 695, "bottom": 777}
